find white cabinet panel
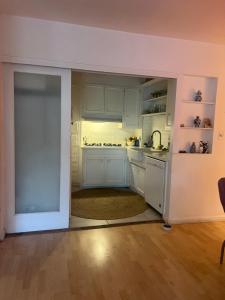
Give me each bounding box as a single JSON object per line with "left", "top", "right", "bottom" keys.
{"left": 105, "top": 158, "right": 125, "bottom": 185}
{"left": 123, "top": 88, "right": 140, "bottom": 128}
{"left": 83, "top": 85, "right": 105, "bottom": 113}
{"left": 84, "top": 157, "right": 105, "bottom": 185}
{"left": 81, "top": 85, "right": 141, "bottom": 126}
{"left": 130, "top": 164, "right": 145, "bottom": 196}
{"left": 71, "top": 134, "right": 80, "bottom": 186}
{"left": 145, "top": 158, "right": 166, "bottom": 214}
{"left": 82, "top": 149, "right": 128, "bottom": 187}
{"left": 105, "top": 87, "right": 124, "bottom": 114}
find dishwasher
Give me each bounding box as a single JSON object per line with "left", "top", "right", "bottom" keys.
{"left": 144, "top": 156, "right": 167, "bottom": 214}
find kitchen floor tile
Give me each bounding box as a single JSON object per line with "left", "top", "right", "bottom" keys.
{"left": 144, "top": 207, "right": 162, "bottom": 220}
{"left": 106, "top": 212, "right": 148, "bottom": 225}
{"left": 70, "top": 216, "right": 108, "bottom": 228}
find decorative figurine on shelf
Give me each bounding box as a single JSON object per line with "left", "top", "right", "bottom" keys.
{"left": 194, "top": 116, "right": 201, "bottom": 127}
{"left": 194, "top": 90, "right": 202, "bottom": 102}
{"left": 202, "top": 118, "right": 212, "bottom": 128}
{"left": 199, "top": 141, "right": 209, "bottom": 153}
{"left": 190, "top": 142, "right": 197, "bottom": 153}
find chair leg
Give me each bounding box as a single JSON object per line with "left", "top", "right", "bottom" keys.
{"left": 220, "top": 240, "right": 225, "bottom": 264}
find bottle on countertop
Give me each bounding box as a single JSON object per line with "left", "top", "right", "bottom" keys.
{"left": 138, "top": 136, "right": 142, "bottom": 147}
{"left": 167, "top": 136, "right": 171, "bottom": 151}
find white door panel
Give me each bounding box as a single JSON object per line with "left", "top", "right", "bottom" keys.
{"left": 4, "top": 64, "right": 71, "bottom": 233}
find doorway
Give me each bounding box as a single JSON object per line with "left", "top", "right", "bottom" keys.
{"left": 70, "top": 70, "right": 176, "bottom": 229}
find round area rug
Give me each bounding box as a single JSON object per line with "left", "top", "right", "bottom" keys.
{"left": 71, "top": 188, "right": 148, "bottom": 220}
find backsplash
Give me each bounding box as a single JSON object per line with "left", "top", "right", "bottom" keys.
{"left": 142, "top": 115, "right": 171, "bottom": 148}
{"left": 80, "top": 121, "right": 138, "bottom": 145}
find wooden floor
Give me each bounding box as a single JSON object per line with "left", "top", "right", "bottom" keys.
{"left": 0, "top": 222, "right": 225, "bottom": 300}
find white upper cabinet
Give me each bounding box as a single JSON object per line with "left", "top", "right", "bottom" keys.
{"left": 82, "top": 84, "right": 124, "bottom": 117}
{"left": 123, "top": 88, "right": 140, "bottom": 128}
{"left": 165, "top": 79, "right": 177, "bottom": 129}
{"left": 81, "top": 84, "right": 141, "bottom": 128}
{"left": 83, "top": 84, "right": 105, "bottom": 114}
{"left": 105, "top": 86, "right": 124, "bottom": 114}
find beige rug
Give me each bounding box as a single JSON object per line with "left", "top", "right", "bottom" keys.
{"left": 71, "top": 188, "right": 148, "bottom": 220}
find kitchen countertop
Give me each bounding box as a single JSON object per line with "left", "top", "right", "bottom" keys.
{"left": 80, "top": 146, "right": 169, "bottom": 161}
{"left": 144, "top": 151, "right": 169, "bottom": 162}
{"left": 127, "top": 146, "right": 169, "bottom": 162}
{"left": 81, "top": 146, "right": 126, "bottom": 150}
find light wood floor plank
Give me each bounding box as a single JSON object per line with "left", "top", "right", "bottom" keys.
{"left": 0, "top": 222, "right": 225, "bottom": 300}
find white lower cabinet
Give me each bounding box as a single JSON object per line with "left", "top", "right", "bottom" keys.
{"left": 84, "top": 157, "right": 105, "bottom": 185}
{"left": 83, "top": 149, "right": 127, "bottom": 187}
{"left": 130, "top": 163, "right": 145, "bottom": 196}
{"left": 105, "top": 158, "right": 126, "bottom": 185}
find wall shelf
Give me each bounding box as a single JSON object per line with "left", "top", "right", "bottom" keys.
{"left": 174, "top": 75, "right": 218, "bottom": 154}
{"left": 175, "top": 153, "right": 212, "bottom": 156}
{"left": 179, "top": 127, "right": 213, "bottom": 130}
{"left": 142, "top": 112, "right": 166, "bottom": 117}
{"left": 144, "top": 95, "right": 167, "bottom": 102}
{"left": 183, "top": 100, "right": 215, "bottom": 105}
{"left": 141, "top": 78, "right": 166, "bottom": 88}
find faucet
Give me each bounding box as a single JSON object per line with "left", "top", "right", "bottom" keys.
{"left": 150, "top": 130, "right": 162, "bottom": 149}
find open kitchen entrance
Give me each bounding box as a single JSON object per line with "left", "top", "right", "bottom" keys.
{"left": 70, "top": 70, "right": 176, "bottom": 229}
{"left": 2, "top": 62, "right": 216, "bottom": 234}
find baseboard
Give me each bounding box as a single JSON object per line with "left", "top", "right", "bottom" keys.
{"left": 168, "top": 215, "right": 225, "bottom": 224}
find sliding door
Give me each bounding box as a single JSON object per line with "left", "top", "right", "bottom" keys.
{"left": 4, "top": 64, "right": 71, "bottom": 233}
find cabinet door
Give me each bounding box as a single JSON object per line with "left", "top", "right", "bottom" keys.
{"left": 83, "top": 157, "right": 105, "bottom": 185}
{"left": 83, "top": 84, "right": 105, "bottom": 114}
{"left": 130, "top": 164, "right": 145, "bottom": 196}
{"left": 105, "top": 87, "right": 124, "bottom": 115}
{"left": 165, "top": 79, "right": 176, "bottom": 129}
{"left": 137, "top": 167, "right": 145, "bottom": 196}
{"left": 123, "top": 88, "right": 140, "bottom": 128}
{"left": 145, "top": 160, "right": 165, "bottom": 213}
{"left": 105, "top": 158, "right": 125, "bottom": 185}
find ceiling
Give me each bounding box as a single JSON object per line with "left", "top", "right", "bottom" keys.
{"left": 0, "top": 0, "right": 225, "bottom": 45}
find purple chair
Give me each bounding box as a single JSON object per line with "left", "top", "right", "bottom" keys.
{"left": 218, "top": 178, "right": 225, "bottom": 264}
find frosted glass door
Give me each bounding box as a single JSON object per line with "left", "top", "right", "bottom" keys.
{"left": 15, "top": 72, "right": 61, "bottom": 214}
{"left": 4, "top": 64, "right": 71, "bottom": 233}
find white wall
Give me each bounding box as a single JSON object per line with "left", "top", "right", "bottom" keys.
{"left": 1, "top": 15, "right": 225, "bottom": 224}
{"left": 80, "top": 121, "right": 136, "bottom": 145}
{"left": 1, "top": 15, "right": 225, "bottom": 76}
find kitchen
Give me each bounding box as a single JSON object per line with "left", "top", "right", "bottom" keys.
{"left": 70, "top": 71, "right": 176, "bottom": 228}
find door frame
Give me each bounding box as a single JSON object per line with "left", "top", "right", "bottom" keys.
{"left": 3, "top": 63, "right": 71, "bottom": 233}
